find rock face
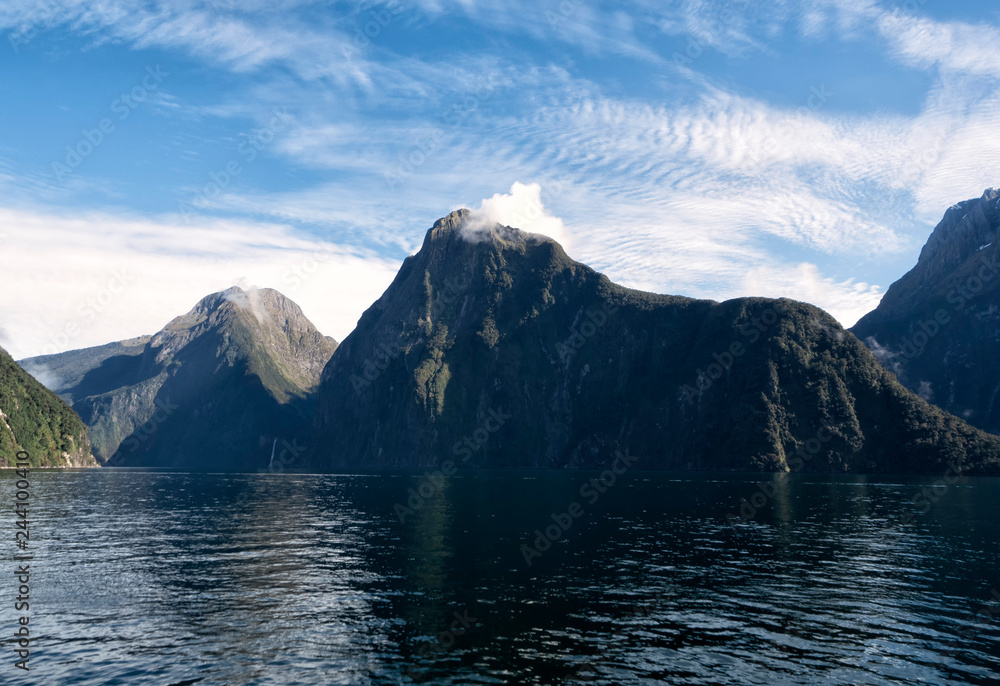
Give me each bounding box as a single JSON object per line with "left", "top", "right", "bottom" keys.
{"left": 20, "top": 287, "right": 337, "bottom": 469}
{"left": 0, "top": 345, "right": 95, "bottom": 467}
{"left": 852, "top": 189, "right": 1000, "bottom": 434}
{"left": 311, "top": 210, "right": 1000, "bottom": 474}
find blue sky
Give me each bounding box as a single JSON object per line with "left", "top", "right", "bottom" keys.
{"left": 2, "top": 0, "right": 1000, "bottom": 359}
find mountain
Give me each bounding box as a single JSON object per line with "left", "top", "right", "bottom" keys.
{"left": 852, "top": 188, "right": 1000, "bottom": 434}
{"left": 20, "top": 287, "right": 337, "bottom": 468}
{"left": 0, "top": 344, "right": 95, "bottom": 467}
{"left": 20, "top": 336, "right": 151, "bottom": 404}
{"left": 311, "top": 209, "right": 1000, "bottom": 474}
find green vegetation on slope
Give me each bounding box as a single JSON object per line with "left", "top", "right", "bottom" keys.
{"left": 0, "top": 346, "right": 95, "bottom": 467}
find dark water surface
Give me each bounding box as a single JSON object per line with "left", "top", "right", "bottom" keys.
{"left": 1, "top": 469, "right": 999, "bottom": 685}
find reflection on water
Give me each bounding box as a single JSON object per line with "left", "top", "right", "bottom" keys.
{"left": 1, "top": 470, "right": 998, "bottom": 685}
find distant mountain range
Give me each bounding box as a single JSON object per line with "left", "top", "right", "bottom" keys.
{"left": 19, "top": 287, "right": 336, "bottom": 469}
{"left": 10, "top": 193, "right": 1000, "bottom": 474}
{"left": 853, "top": 188, "right": 1000, "bottom": 434}
{"left": 0, "top": 345, "right": 94, "bottom": 467}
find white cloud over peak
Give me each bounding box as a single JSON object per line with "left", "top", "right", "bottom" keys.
{"left": 224, "top": 280, "right": 271, "bottom": 324}
{"left": 468, "top": 182, "right": 573, "bottom": 249}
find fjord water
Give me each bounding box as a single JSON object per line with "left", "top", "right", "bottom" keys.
{"left": 3, "top": 470, "right": 999, "bottom": 685}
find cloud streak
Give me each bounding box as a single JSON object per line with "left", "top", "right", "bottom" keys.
{"left": 467, "top": 182, "right": 573, "bottom": 249}
{"left": 0, "top": 207, "right": 401, "bottom": 359}
{"left": 3, "top": 0, "right": 1000, "bottom": 339}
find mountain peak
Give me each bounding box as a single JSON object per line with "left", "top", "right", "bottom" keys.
{"left": 856, "top": 187, "right": 1000, "bottom": 322}
{"left": 917, "top": 188, "right": 1000, "bottom": 270}
{"left": 424, "top": 208, "right": 513, "bottom": 245}
{"left": 851, "top": 188, "right": 1000, "bottom": 433}
{"left": 165, "top": 286, "right": 315, "bottom": 337}
{"left": 22, "top": 286, "right": 338, "bottom": 467}
{"left": 420, "top": 208, "right": 565, "bottom": 264}
{"left": 431, "top": 208, "right": 472, "bottom": 232}
{"left": 153, "top": 287, "right": 334, "bottom": 391}
{"left": 314, "top": 208, "right": 1000, "bottom": 474}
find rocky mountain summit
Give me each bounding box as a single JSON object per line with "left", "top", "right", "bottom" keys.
{"left": 20, "top": 287, "right": 337, "bottom": 468}
{"left": 852, "top": 188, "right": 1000, "bottom": 433}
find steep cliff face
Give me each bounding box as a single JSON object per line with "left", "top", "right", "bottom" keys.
{"left": 852, "top": 189, "right": 1000, "bottom": 433}
{"left": 311, "top": 210, "right": 1000, "bottom": 474}
{"left": 21, "top": 287, "right": 337, "bottom": 468}
{"left": 0, "top": 345, "right": 95, "bottom": 467}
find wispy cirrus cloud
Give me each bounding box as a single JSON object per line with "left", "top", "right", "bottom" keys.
{"left": 1, "top": 0, "right": 380, "bottom": 85}
{"left": 879, "top": 13, "right": 1000, "bottom": 75}
{"left": 190, "top": 57, "right": 998, "bottom": 326}
{"left": 3, "top": 0, "right": 1000, "bottom": 347}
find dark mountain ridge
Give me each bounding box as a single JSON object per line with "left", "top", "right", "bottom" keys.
{"left": 310, "top": 210, "right": 1000, "bottom": 474}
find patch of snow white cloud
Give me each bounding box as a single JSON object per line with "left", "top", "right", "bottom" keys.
{"left": 467, "top": 181, "right": 573, "bottom": 250}
{"left": 225, "top": 279, "right": 270, "bottom": 324}
{"left": 18, "top": 361, "right": 65, "bottom": 392}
